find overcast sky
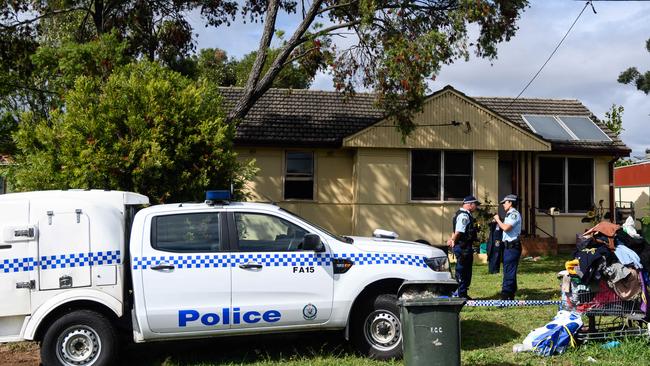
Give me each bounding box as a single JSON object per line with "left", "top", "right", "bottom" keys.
{"left": 189, "top": 1, "right": 650, "bottom": 158}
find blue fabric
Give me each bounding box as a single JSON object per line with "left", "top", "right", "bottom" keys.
{"left": 454, "top": 209, "right": 471, "bottom": 233}
{"left": 527, "top": 311, "right": 582, "bottom": 356}
{"left": 502, "top": 245, "right": 521, "bottom": 296}
{"left": 614, "top": 244, "right": 643, "bottom": 269}
{"left": 502, "top": 208, "right": 522, "bottom": 242}
{"left": 453, "top": 245, "right": 473, "bottom": 297}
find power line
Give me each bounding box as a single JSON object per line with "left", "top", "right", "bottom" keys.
{"left": 500, "top": 0, "right": 595, "bottom": 115}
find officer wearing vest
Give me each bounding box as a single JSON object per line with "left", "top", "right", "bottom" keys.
{"left": 447, "top": 195, "right": 480, "bottom": 299}
{"left": 493, "top": 194, "right": 522, "bottom": 300}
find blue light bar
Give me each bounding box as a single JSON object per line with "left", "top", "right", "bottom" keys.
{"left": 206, "top": 190, "right": 231, "bottom": 201}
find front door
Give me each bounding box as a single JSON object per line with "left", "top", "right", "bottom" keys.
{"left": 139, "top": 211, "right": 231, "bottom": 334}
{"left": 0, "top": 201, "right": 33, "bottom": 317}
{"left": 229, "top": 210, "right": 333, "bottom": 330}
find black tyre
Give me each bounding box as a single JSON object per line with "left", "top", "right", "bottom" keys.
{"left": 40, "top": 310, "right": 118, "bottom": 366}
{"left": 351, "top": 294, "right": 403, "bottom": 360}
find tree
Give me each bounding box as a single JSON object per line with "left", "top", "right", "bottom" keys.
{"left": 233, "top": 48, "right": 317, "bottom": 89}
{"left": 603, "top": 104, "right": 624, "bottom": 137}
{"left": 618, "top": 38, "right": 650, "bottom": 94}
{"left": 6, "top": 61, "right": 255, "bottom": 203}
{"left": 3, "top": 0, "right": 530, "bottom": 136}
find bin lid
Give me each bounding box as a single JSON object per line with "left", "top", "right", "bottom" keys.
{"left": 397, "top": 280, "right": 459, "bottom": 299}
{"left": 398, "top": 296, "right": 467, "bottom": 307}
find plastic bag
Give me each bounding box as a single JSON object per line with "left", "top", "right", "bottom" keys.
{"left": 523, "top": 310, "right": 582, "bottom": 356}
{"left": 623, "top": 216, "right": 641, "bottom": 238}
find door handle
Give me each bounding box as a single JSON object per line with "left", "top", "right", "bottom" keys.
{"left": 16, "top": 280, "right": 35, "bottom": 289}
{"left": 151, "top": 262, "right": 175, "bottom": 271}
{"left": 239, "top": 262, "right": 263, "bottom": 269}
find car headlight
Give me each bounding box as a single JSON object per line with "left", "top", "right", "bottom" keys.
{"left": 425, "top": 256, "right": 450, "bottom": 272}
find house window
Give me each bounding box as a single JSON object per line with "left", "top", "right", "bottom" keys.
{"left": 284, "top": 152, "right": 314, "bottom": 200}
{"left": 411, "top": 150, "right": 473, "bottom": 201}
{"left": 538, "top": 157, "right": 593, "bottom": 213}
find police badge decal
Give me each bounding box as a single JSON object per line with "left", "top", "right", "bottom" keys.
{"left": 303, "top": 303, "right": 317, "bottom": 320}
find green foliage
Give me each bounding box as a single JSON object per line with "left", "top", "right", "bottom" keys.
{"left": 603, "top": 103, "right": 624, "bottom": 137}
{"left": 474, "top": 195, "right": 497, "bottom": 243}
{"left": 234, "top": 48, "right": 316, "bottom": 89}
{"left": 618, "top": 38, "right": 650, "bottom": 94}
{"left": 329, "top": 0, "right": 530, "bottom": 136}
{"left": 6, "top": 61, "right": 255, "bottom": 203}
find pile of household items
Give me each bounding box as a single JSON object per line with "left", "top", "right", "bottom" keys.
{"left": 515, "top": 217, "right": 650, "bottom": 356}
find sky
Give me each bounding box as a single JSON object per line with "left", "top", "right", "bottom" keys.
{"left": 188, "top": 1, "right": 650, "bottom": 158}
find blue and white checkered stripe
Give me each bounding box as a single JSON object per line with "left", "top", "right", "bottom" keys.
{"left": 1, "top": 257, "right": 36, "bottom": 273}
{"left": 133, "top": 252, "right": 427, "bottom": 270}
{"left": 0, "top": 250, "right": 121, "bottom": 273}
{"left": 465, "top": 299, "right": 562, "bottom": 307}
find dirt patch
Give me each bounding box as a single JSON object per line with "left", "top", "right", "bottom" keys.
{"left": 0, "top": 342, "right": 40, "bottom": 366}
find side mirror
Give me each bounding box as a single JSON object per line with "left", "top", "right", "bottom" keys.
{"left": 302, "top": 234, "right": 324, "bottom": 252}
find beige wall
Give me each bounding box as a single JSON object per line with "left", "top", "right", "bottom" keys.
{"left": 344, "top": 90, "right": 550, "bottom": 152}
{"left": 236, "top": 148, "right": 615, "bottom": 245}
{"left": 236, "top": 147, "right": 355, "bottom": 234}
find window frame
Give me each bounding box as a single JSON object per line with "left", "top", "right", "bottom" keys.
{"left": 283, "top": 150, "right": 316, "bottom": 201}
{"left": 409, "top": 150, "right": 475, "bottom": 203}
{"left": 150, "top": 211, "right": 228, "bottom": 253}
{"left": 227, "top": 211, "right": 314, "bottom": 252}
{"left": 536, "top": 156, "right": 595, "bottom": 214}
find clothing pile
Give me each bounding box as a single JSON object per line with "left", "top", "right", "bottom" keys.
{"left": 560, "top": 218, "right": 650, "bottom": 314}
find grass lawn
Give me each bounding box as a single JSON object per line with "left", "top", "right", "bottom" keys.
{"left": 3, "top": 255, "right": 650, "bottom": 365}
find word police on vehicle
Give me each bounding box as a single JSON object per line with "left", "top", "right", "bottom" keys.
{"left": 0, "top": 190, "right": 451, "bottom": 365}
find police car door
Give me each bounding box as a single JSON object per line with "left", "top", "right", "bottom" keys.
{"left": 138, "top": 211, "right": 231, "bottom": 334}
{"left": 0, "top": 201, "right": 34, "bottom": 320}
{"left": 228, "top": 210, "right": 333, "bottom": 329}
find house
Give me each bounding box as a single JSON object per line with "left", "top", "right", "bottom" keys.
{"left": 614, "top": 151, "right": 650, "bottom": 221}
{"left": 223, "top": 85, "right": 631, "bottom": 246}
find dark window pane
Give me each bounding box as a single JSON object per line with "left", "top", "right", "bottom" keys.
{"left": 412, "top": 150, "right": 440, "bottom": 174}
{"left": 568, "top": 158, "right": 593, "bottom": 185}
{"left": 411, "top": 150, "right": 441, "bottom": 200}
{"left": 568, "top": 185, "right": 593, "bottom": 212}
{"left": 444, "top": 152, "right": 472, "bottom": 175}
{"left": 411, "top": 176, "right": 440, "bottom": 200}
{"left": 153, "top": 213, "right": 220, "bottom": 252}
{"left": 539, "top": 158, "right": 564, "bottom": 184}
{"left": 567, "top": 158, "right": 593, "bottom": 212}
{"left": 287, "top": 152, "right": 313, "bottom": 174}
{"left": 444, "top": 176, "right": 472, "bottom": 201}
{"left": 538, "top": 185, "right": 564, "bottom": 212}
{"left": 285, "top": 180, "right": 313, "bottom": 200}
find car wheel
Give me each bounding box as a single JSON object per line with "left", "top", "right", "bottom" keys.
{"left": 40, "top": 310, "right": 118, "bottom": 366}
{"left": 352, "top": 294, "right": 402, "bottom": 359}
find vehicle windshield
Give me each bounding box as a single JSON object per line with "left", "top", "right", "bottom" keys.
{"left": 279, "top": 208, "right": 353, "bottom": 243}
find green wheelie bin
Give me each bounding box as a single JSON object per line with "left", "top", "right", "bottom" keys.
{"left": 398, "top": 281, "right": 466, "bottom": 366}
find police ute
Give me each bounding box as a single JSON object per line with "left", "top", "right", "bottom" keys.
{"left": 0, "top": 190, "right": 452, "bottom": 365}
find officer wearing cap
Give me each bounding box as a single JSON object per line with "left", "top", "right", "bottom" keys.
{"left": 447, "top": 195, "right": 480, "bottom": 299}
{"left": 493, "top": 194, "right": 522, "bottom": 300}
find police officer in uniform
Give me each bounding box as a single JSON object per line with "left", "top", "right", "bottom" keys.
{"left": 447, "top": 195, "right": 480, "bottom": 299}
{"left": 493, "top": 194, "right": 522, "bottom": 300}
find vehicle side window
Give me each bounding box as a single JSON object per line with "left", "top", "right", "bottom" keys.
{"left": 234, "top": 212, "right": 308, "bottom": 252}
{"left": 152, "top": 213, "right": 220, "bottom": 252}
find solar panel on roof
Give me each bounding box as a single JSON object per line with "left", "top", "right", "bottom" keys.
{"left": 557, "top": 116, "right": 611, "bottom": 142}
{"left": 521, "top": 115, "right": 574, "bottom": 140}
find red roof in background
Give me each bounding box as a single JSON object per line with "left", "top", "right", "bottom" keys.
{"left": 615, "top": 162, "right": 650, "bottom": 187}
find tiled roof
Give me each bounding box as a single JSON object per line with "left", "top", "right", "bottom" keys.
{"left": 222, "top": 86, "right": 630, "bottom": 155}
{"left": 220, "top": 87, "right": 384, "bottom": 147}
{"left": 472, "top": 96, "right": 630, "bottom": 154}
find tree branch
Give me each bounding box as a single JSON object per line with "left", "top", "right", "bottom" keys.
{"left": 297, "top": 20, "right": 359, "bottom": 43}
{"left": 0, "top": 6, "right": 89, "bottom": 30}
{"left": 316, "top": 1, "right": 358, "bottom": 15}
{"left": 227, "top": 0, "right": 281, "bottom": 121}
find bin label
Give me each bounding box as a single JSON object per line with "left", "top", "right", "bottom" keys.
{"left": 430, "top": 326, "right": 443, "bottom": 334}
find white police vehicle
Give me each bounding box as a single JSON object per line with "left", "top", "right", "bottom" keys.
{"left": 0, "top": 190, "right": 452, "bottom": 365}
